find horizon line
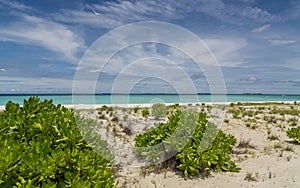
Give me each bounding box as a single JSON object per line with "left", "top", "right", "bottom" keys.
{"left": 0, "top": 93, "right": 300, "bottom": 96}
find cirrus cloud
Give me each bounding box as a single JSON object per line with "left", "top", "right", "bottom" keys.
{"left": 252, "top": 24, "right": 271, "bottom": 33}
{"left": 268, "top": 39, "right": 296, "bottom": 46}
{"left": 0, "top": 14, "right": 85, "bottom": 63}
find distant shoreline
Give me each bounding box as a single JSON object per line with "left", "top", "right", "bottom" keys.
{"left": 1, "top": 101, "right": 299, "bottom": 111}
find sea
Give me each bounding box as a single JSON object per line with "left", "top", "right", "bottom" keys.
{"left": 0, "top": 94, "right": 300, "bottom": 106}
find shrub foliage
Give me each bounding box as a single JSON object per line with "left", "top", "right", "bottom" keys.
{"left": 287, "top": 126, "right": 300, "bottom": 142}
{"left": 135, "top": 110, "right": 240, "bottom": 177}
{"left": 151, "top": 104, "right": 167, "bottom": 120}
{"left": 0, "top": 97, "right": 115, "bottom": 187}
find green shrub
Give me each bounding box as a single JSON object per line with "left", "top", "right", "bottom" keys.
{"left": 0, "top": 97, "right": 115, "bottom": 187}
{"left": 135, "top": 110, "right": 182, "bottom": 162}
{"left": 141, "top": 109, "right": 150, "bottom": 118}
{"left": 152, "top": 104, "right": 167, "bottom": 120}
{"left": 135, "top": 110, "right": 240, "bottom": 177}
{"left": 288, "top": 117, "right": 298, "bottom": 126}
{"left": 98, "top": 105, "right": 113, "bottom": 115}
{"left": 133, "top": 106, "right": 139, "bottom": 113}
{"left": 287, "top": 127, "right": 300, "bottom": 143}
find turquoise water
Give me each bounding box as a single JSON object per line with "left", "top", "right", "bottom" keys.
{"left": 0, "top": 94, "right": 299, "bottom": 105}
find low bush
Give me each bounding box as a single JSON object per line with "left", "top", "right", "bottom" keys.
{"left": 287, "top": 126, "right": 300, "bottom": 143}
{"left": 0, "top": 97, "right": 115, "bottom": 187}
{"left": 141, "top": 108, "right": 150, "bottom": 118}
{"left": 135, "top": 110, "right": 240, "bottom": 177}
{"left": 151, "top": 104, "right": 167, "bottom": 120}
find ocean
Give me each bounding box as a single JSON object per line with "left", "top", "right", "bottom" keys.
{"left": 0, "top": 94, "right": 300, "bottom": 106}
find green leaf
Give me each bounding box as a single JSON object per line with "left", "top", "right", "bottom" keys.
{"left": 184, "top": 170, "right": 188, "bottom": 177}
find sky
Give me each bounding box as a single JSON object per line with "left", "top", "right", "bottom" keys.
{"left": 0, "top": 0, "right": 300, "bottom": 94}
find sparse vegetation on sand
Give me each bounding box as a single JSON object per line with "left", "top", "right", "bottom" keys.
{"left": 1, "top": 100, "right": 300, "bottom": 187}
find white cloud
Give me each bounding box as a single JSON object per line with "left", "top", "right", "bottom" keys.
{"left": 192, "top": 1, "right": 277, "bottom": 24}
{"left": 110, "top": 58, "right": 199, "bottom": 94}
{"left": 10, "top": 88, "right": 21, "bottom": 92}
{"left": 283, "top": 57, "right": 300, "bottom": 70}
{"left": 0, "top": 15, "right": 85, "bottom": 63}
{"left": 242, "top": 6, "right": 273, "bottom": 20}
{"left": 268, "top": 39, "right": 296, "bottom": 46}
{"left": 75, "top": 22, "right": 248, "bottom": 94}
{"left": 195, "top": 2, "right": 275, "bottom": 23}
{"left": 53, "top": 1, "right": 180, "bottom": 29}
{"left": 52, "top": 0, "right": 277, "bottom": 30}
{"left": 241, "top": 76, "right": 259, "bottom": 82}
{"left": 0, "top": 0, "right": 31, "bottom": 11}
{"left": 54, "top": 9, "right": 122, "bottom": 29}
{"left": 0, "top": 68, "right": 5, "bottom": 72}
{"left": 204, "top": 37, "right": 248, "bottom": 67}
{"left": 75, "top": 32, "right": 245, "bottom": 94}
{"left": 252, "top": 24, "right": 271, "bottom": 33}
{"left": 248, "top": 76, "right": 258, "bottom": 81}
{"left": 0, "top": 76, "right": 73, "bottom": 93}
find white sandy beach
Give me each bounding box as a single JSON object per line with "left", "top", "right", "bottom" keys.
{"left": 65, "top": 100, "right": 299, "bottom": 109}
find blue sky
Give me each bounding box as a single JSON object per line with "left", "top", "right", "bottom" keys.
{"left": 0, "top": 0, "right": 300, "bottom": 94}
